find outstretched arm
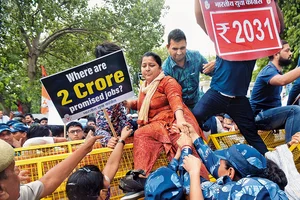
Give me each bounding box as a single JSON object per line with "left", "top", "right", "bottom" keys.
{"left": 269, "top": 67, "right": 300, "bottom": 86}
{"left": 175, "top": 109, "right": 187, "bottom": 133}
{"left": 39, "top": 131, "right": 102, "bottom": 198}
{"left": 183, "top": 155, "right": 204, "bottom": 200}
{"left": 102, "top": 126, "right": 132, "bottom": 187}
{"left": 194, "top": 0, "right": 207, "bottom": 34}
{"left": 183, "top": 122, "right": 221, "bottom": 178}
{"left": 288, "top": 132, "right": 300, "bottom": 146}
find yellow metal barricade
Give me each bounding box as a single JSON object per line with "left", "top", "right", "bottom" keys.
{"left": 258, "top": 130, "right": 286, "bottom": 148}
{"left": 207, "top": 130, "right": 286, "bottom": 150}
{"left": 207, "top": 131, "right": 246, "bottom": 150}
{"left": 290, "top": 144, "right": 300, "bottom": 173}
{"left": 14, "top": 140, "right": 102, "bottom": 160}
{"left": 16, "top": 130, "right": 291, "bottom": 200}
{"left": 16, "top": 144, "right": 131, "bottom": 199}
{"left": 15, "top": 143, "right": 168, "bottom": 200}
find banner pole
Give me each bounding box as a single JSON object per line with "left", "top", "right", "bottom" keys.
{"left": 64, "top": 123, "right": 67, "bottom": 138}
{"left": 103, "top": 109, "right": 118, "bottom": 138}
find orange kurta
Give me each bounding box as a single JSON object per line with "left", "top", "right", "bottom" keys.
{"left": 131, "top": 76, "right": 209, "bottom": 179}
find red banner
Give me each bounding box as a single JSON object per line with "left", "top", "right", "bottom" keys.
{"left": 200, "top": 0, "right": 282, "bottom": 61}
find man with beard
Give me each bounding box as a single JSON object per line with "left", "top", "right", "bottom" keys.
{"left": 193, "top": 0, "right": 285, "bottom": 155}
{"left": 250, "top": 40, "right": 300, "bottom": 142}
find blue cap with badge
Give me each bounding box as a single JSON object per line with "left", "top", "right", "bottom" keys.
{"left": 0, "top": 123, "right": 11, "bottom": 134}
{"left": 215, "top": 143, "right": 267, "bottom": 177}
{"left": 11, "top": 123, "right": 29, "bottom": 133}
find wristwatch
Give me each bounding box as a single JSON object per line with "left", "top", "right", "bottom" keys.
{"left": 118, "top": 139, "right": 125, "bottom": 145}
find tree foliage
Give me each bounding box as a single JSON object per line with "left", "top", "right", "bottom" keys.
{"left": 103, "top": 0, "right": 166, "bottom": 73}
{"left": 279, "top": 0, "right": 300, "bottom": 64}
{"left": 0, "top": 0, "right": 166, "bottom": 113}
{"left": 152, "top": 46, "right": 169, "bottom": 62}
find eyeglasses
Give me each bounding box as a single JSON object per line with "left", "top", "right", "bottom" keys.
{"left": 68, "top": 129, "right": 83, "bottom": 134}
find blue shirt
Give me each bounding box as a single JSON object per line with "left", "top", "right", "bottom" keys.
{"left": 210, "top": 56, "right": 256, "bottom": 96}
{"left": 200, "top": 175, "right": 287, "bottom": 200}
{"left": 162, "top": 50, "right": 208, "bottom": 108}
{"left": 217, "top": 177, "right": 288, "bottom": 200}
{"left": 250, "top": 62, "right": 282, "bottom": 115}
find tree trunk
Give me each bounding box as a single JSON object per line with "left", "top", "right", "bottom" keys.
{"left": 20, "top": 102, "right": 31, "bottom": 114}
{"left": 28, "top": 53, "right": 38, "bottom": 80}
{"left": 0, "top": 95, "right": 9, "bottom": 113}
{"left": 0, "top": 103, "right": 11, "bottom": 115}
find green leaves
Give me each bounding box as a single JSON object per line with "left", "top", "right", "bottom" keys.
{"left": 253, "top": 0, "right": 300, "bottom": 79}
{"left": 279, "top": 0, "right": 300, "bottom": 63}
{"left": 1, "top": 0, "right": 166, "bottom": 112}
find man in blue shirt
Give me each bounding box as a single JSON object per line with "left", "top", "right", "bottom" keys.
{"left": 162, "top": 29, "right": 214, "bottom": 110}
{"left": 287, "top": 56, "right": 300, "bottom": 105}
{"left": 191, "top": 0, "right": 284, "bottom": 154}
{"left": 250, "top": 40, "right": 300, "bottom": 142}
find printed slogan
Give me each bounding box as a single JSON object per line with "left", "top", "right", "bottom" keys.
{"left": 200, "top": 0, "right": 282, "bottom": 61}
{"left": 41, "top": 50, "right": 134, "bottom": 123}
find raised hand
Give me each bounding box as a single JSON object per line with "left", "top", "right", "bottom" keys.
{"left": 83, "top": 130, "right": 103, "bottom": 152}
{"left": 183, "top": 154, "right": 202, "bottom": 176}
{"left": 120, "top": 126, "right": 133, "bottom": 141}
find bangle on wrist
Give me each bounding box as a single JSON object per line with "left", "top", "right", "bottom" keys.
{"left": 181, "top": 145, "right": 192, "bottom": 150}
{"left": 118, "top": 139, "right": 125, "bottom": 145}
{"left": 175, "top": 108, "right": 183, "bottom": 114}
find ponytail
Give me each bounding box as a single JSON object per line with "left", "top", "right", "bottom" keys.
{"left": 260, "top": 158, "right": 287, "bottom": 190}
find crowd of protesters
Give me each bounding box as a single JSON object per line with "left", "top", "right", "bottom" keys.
{"left": 1, "top": 0, "right": 300, "bottom": 199}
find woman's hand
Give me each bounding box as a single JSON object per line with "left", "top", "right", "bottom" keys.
{"left": 177, "top": 132, "right": 193, "bottom": 148}
{"left": 288, "top": 132, "right": 300, "bottom": 146}
{"left": 182, "top": 122, "right": 199, "bottom": 142}
{"left": 120, "top": 126, "right": 133, "bottom": 141}
{"left": 83, "top": 130, "right": 104, "bottom": 152}
{"left": 107, "top": 137, "right": 118, "bottom": 149}
{"left": 176, "top": 120, "right": 188, "bottom": 134}
{"left": 171, "top": 123, "right": 182, "bottom": 134}
{"left": 183, "top": 154, "right": 202, "bottom": 176}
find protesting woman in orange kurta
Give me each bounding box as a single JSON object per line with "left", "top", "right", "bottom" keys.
{"left": 126, "top": 52, "right": 208, "bottom": 179}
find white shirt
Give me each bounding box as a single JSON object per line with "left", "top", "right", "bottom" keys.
{"left": 19, "top": 180, "right": 44, "bottom": 200}
{"left": 0, "top": 115, "right": 10, "bottom": 123}
{"left": 22, "top": 137, "right": 54, "bottom": 147}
